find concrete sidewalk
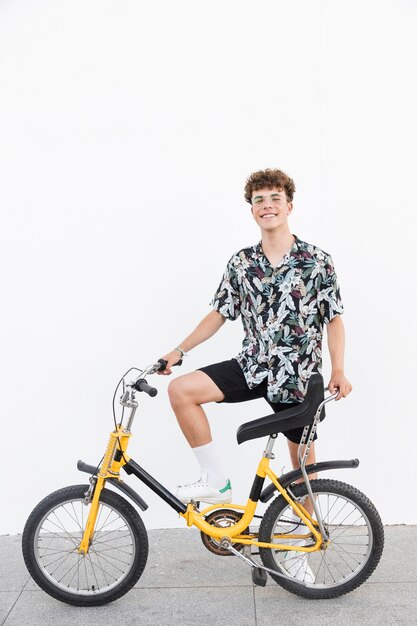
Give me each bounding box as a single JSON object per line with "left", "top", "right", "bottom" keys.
{"left": 1, "top": 526, "right": 416, "bottom": 626}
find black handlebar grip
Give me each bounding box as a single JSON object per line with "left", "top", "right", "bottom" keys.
{"left": 157, "top": 358, "right": 182, "bottom": 371}
{"left": 133, "top": 378, "right": 158, "bottom": 397}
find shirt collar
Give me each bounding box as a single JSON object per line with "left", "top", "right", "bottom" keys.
{"left": 255, "top": 234, "right": 299, "bottom": 259}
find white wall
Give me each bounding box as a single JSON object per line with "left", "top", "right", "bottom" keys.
{"left": 1, "top": 0, "right": 416, "bottom": 534}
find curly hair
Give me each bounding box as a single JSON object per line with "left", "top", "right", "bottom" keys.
{"left": 244, "top": 168, "right": 296, "bottom": 204}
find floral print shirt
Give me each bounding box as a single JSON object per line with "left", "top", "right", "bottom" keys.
{"left": 211, "top": 235, "right": 344, "bottom": 404}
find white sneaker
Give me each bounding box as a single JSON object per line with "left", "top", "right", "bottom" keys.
{"left": 283, "top": 511, "right": 315, "bottom": 583}
{"left": 175, "top": 473, "right": 232, "bottom": 504}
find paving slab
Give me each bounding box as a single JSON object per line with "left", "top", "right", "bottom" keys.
{"left": 3, "top": 587, "right": 256, "bottom": 626}
{"left": 135, "top": 528, "right": 252, "bottom": 588}
{"left": 370, "top": 526, "right": 417, "bottom": 583}
{"left": 15, "top": 523, "right": 417, "bottom": 592}
{"left": 0, "top": 537, "right": 29, "bottom": 592}
{"left": 254, "top": 582, "right": 417, "bottom": 626}
{"left": 0, "top": 593, "right": 21, "bottom": 625}
{"left": 23, "top": 528, "right": 252, "bottom": 592}
{"left": 260, "top": 524, "right": 417, "bottom": 587}
{"left": 2, "top": 527, "right": 417, "bottom": 625}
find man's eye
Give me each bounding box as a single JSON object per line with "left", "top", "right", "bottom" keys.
{"left": 271, "top": 196, "right": 281, "bottom": 202}
{"left": 254, "top": 198, "right": 263, "bottom": 203}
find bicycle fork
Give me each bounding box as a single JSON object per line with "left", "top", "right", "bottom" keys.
{"left": 78, "top": 476, "right": 105, "bottom": 554}
{"left": 78, "top": 425, "right": 132, "bottom": 554}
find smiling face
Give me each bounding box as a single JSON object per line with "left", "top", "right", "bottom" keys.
{"left": 251, "top": 186, "right": 293, "bottom": 232}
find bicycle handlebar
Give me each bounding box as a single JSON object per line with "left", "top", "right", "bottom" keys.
{"left": 128, "top": 358, "right": 183, "bottom": 397}
{"left": 133, "top": 378, "right": 158, "bottom": 397}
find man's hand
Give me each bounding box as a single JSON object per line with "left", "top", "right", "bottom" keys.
{"left": 157, "top": 350, "right": 183, "bottom": 376}
{"left": 328, "top": 370, "right": 352, "bottom": 401}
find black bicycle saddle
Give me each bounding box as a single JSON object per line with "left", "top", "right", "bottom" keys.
{"left": 236, "top": 373, "right": 325, "bottom": 444}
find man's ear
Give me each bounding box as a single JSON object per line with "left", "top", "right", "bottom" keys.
{"left": 287, "top": 202, "right": 293, "bottom": 214}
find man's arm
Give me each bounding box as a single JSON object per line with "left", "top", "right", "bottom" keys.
{"left": 326, "top": 315, "right": 352, "bottom": 400}
{"left": 158, "top": 310, "right": 226, "bottom": 375}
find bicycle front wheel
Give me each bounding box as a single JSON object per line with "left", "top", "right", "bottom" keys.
{"left": 258, "top": 479, "right": 384, "bottom": 599}
{"left": 22, "top": 484, "right": 148, "bottom": 606}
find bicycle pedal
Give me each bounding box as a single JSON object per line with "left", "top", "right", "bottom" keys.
{"left": 251, "top": 567, "right": 267, "bottom": 587}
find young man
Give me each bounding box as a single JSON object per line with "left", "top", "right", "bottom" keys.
{"left": 159, "top": 168, "right": 352, "bottom": 504}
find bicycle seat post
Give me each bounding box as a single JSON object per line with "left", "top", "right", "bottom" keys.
{"left": 263, "top": 434, "right": 278, "bottom": 459}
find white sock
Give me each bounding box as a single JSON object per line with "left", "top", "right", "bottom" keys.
{"left": 192, "top": 441, "right": 228, "bottom": 489}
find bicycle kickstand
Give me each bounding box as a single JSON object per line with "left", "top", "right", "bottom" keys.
{"left": 220, "top": 538, "right": 305, "bottom": 587}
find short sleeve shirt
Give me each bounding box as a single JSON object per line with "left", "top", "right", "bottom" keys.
{"left": 210, "top": 235, "right": 344, "bottom": 404}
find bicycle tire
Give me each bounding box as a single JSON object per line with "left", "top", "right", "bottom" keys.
{"left": 258, "top": 479, "right": 384, "bottom": 599}
{"left": 22, "top": 484, "right": 148, "bottom": 606}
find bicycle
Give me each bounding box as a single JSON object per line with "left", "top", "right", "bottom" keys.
{"left": 22, "top": 360, "right": 384, "bottom": 606}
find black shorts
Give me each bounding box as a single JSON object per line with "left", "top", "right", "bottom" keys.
{"left": 198, "top": 358, "right": 317, "bottom": 444}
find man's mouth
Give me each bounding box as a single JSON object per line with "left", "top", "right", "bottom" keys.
{"left": 261, "top": 213, "right": 277, "bottom": 219}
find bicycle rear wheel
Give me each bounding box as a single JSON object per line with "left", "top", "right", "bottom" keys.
{"left": 22, "top": 484, "right": 148, "bottom": 606}
{"left": 258, "top": 479, "right": 384, "bottom": 599}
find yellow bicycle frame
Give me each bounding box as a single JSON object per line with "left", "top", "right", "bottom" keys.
{"left": 78, "top": 426, "right": 325, "bottom": 555}
{"left": 181, "top": 456, "right": 323, "bottom": 552}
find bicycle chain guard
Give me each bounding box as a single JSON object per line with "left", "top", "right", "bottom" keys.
{"left": 200, "top": 509, "right": 250, "bottom": 556}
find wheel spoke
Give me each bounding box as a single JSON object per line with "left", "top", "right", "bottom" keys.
{"left": 326, "top": 498, "right": 350, "bottom": 526}
{"left": 87, "top": 550, "right": 111, "bottom": 588}
{"left": 319, "top": 545, "right": 349, "bottom": 580}
{"left": 66, "top": 558, "right": 83, "bottom": 589}
{"left": 90, "top": 542, "right": 133, "bottom": 566}
{"left": 322, "top": 493, "right": 338, "bottom": 525}
{"left": 92, "top": 532, "right": 132, "bottom": 547}
{"left": 26, "top": 488, "right": 146, "bottom": 601}
{"left": 93, "top": 506, "right": 114, "bottom": 537}
{"left": 89, "top": 549, "right": 129, "bottom": 573}
{"left": 331, "top": 540, "right": 365, "bottom": 566}
{"left": 258, "top": 481, "right": 382, "bottom": 595}
{"left": 92, "top": 525, "right": 129, "bottom": 542}
{"left": 85, "top": 553, "right": 101, "bottom": 591}
{"left": 42, "top": 517, "right": 80, "bottom": 548}
{"left": 91, "top": 544, "right": 133, "bottom": 557}
{"left": 56, "top": 555, "right": 83, "bottom": 585}
{"left": 317, "top": 493, "right": 327, "bottom": 525}
{"left": 330, "top": 516, "right": 365, "bottom": 541}
{"left": 42, "top": 549, "right": 75, "bottom": 572}
{"left": 69, "top": 502, "right": 84, "bottom": 532}
{"left": 315, "top": 549, "right": 326, "bottom": 582}
{"left": 322, "top": 552, "right": 337, "bottom": 584}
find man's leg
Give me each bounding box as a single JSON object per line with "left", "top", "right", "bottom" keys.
{"left": 168, "top": 371, "right": 232, "bottom": 501}
{"left": 287, "top": 440, "right": 317, "bottom": 478}
{"left": 287, "top": 439, "right": 317, "bottom": 515}
{"left": 167, "top": 370, "right": 225, "bottom": 447}
{"left": 284, "top": 438, "right": 317, "bottom": 582}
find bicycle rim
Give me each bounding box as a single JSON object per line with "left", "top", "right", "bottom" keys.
{"left": 270, "top": 491, "right": 373, "bottom": 588}
{"left": 33, "top": 496, "right": 136, "bottom": 596}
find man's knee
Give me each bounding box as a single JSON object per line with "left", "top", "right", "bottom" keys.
{"left": 168, "top": 375, "right": 195, "bottom": 408}
{"left": 168, "top": 371, "right": 224, "bottom": 408}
